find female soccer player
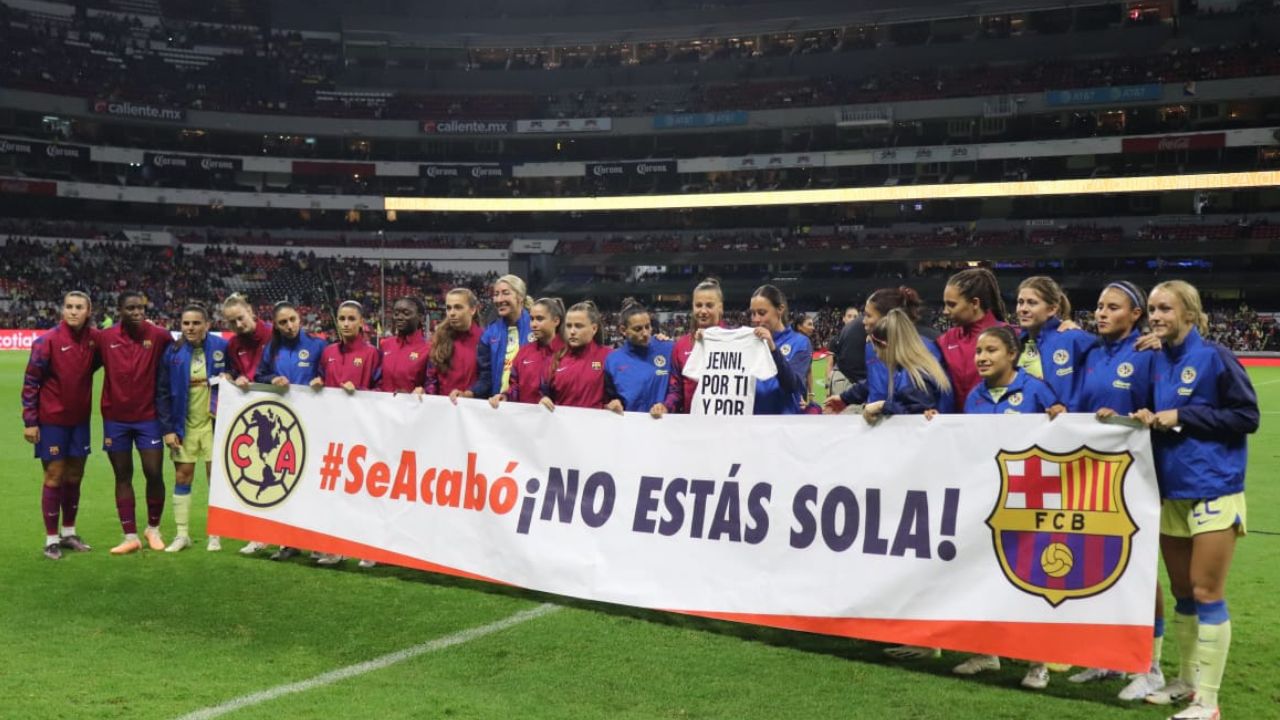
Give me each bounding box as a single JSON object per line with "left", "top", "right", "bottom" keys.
{"left": 604, "top": 300, "right": 675, "bottom": 413}
{"left": 964, "top": 325, "right": 1064, "bottom": 414}
{"left": 22, "top": 290, "right": 98, "bottom": 559}
{"left": 157, "top": 304, "right": 228, "bottom": 553}
{"left": 222, "top": 293, "right": 272, "bottom": 383}
{"left": 247, "top": 301, "right": 327, "bottom": 388}
{"left": 747, "top": 285, "right": 811, "bottom": 415}
{"left": 939, "top": 268, "right": 1008, "bottom": 411}
{"left": 311, "top": 301, "right": 381, "bottom": 395}
{"left": 222, "top": 293, "right": 275, "bottom": 556}
{"left": 99, "top": 291, "right": 174, "bottom": 555}
{"left": 957, "top": 322, "right": 1064, "bottom": 681}
{"left": 539, "top": 301, "right": 613, "bottom": 411}
{"left": 1015, "top": 276, "right": 1098, "bottom": 411}
{"left": 474, "top": 274, "right": 533, "bottom": 399}
{"left": 377, "top": 296, "right": 431, "bottom": 394}
{"left": 652, "top": 278, "right": 724, "bottom": 417}
{"left": 423, "top": 288, "right": 484, "bottom": 401}
{"left": 490, "top": 297, "right": 564, "bottom": 407}
{"left": 953, "top": 325, "right": 1065, "bottom": 683}
{"left": 310, "top": 301, "right": 381, "bottom": 567}
{"left": 244, "top": 301, "right": 326, "bottom": 562}
{"left": 1132, "top": 280, "right": 1258, "bottom": 720}
{"left": 823, "top": 286, "right": 944, "bottom": 415}
{"left": 856, "top": 309, "right": 953, "bottom": 422}
{"left": 1068, "top": 281, "right": 1168, "bottom": 700}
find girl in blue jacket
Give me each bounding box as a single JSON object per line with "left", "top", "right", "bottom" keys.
{"left": 243, "top": 301, "right": 326, "bottom": 562}
{"left": 856, "top": 308, "right": 953, "bottom": 421}
{"left": 1070, "top": 281, "right": 1169, "bottom": 698}
{"left": 748, "top": 285, "right": 811, "bottom": 415}
{"left": 157, "top": 303, "right": 228, "bottom": 553}
{"left": 964, "top": 326, "right": 1064, "bottom": 417}
{"left": 1015, "top": 276, "right": 1098, "bottom": 411}
{"left": 954, "top": 325, "right": 1065, "bottom": 685}
{"left": 249, "top": 301, "right": 327, "bottom": 388}
{"left": 1132, "top": 280, "right": 1259, "bottom": 720}
{"left": 473, "top": 274, "right": 533, "bottom": 399}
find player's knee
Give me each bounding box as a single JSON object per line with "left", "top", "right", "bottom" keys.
{"left": 1191, "top": 584, "right": 1224, "bottom": 604}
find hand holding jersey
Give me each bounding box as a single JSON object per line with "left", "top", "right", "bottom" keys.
{"left": 682, "top": 327, "right": 777, "bottom": 416}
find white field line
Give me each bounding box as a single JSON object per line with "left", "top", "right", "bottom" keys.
{"left": 175, "top": 603, "right": 560, "bottom": 720}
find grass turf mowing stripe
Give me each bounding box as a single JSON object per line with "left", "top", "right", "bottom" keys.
{"left": 174, "top": 604, "right": 560, "bottom": 720}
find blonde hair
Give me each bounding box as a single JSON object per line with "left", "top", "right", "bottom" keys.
{"left": 1018, "top": 276, "right": 1072, "bottom": 319}
{"left": 495, "top": 274, "right": 533, "bottom": 310}
{"left": 222, "top": 293, "right": 254, "bottom": 314}
{"left": 874, "top": 309, "right": 952, "bottom": 396}
{"left": 1151, "top": 280, "right": 1208, "bottom": 335}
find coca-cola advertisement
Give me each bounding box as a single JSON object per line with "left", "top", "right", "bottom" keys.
{"left": 1121, "top": 133, "right": 1226, "bottom": 153}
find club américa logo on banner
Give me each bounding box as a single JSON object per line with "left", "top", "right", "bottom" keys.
{"left": 986, "top": 447, "right": 1136, "bottom": 607}
{"left": 223, "top": 399, "right": 307, "bottom": 508}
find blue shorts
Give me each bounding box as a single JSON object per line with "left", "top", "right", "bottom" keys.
{"left": 35, "top": 423, "right": 91, "bottom": 462}
{"left": 103, "top": 419, "right": 165, "bottom": 453}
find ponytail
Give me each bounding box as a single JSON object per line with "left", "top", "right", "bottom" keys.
{"left": 619, "top": 297, "right": 649, "bottom": 328}
{"left": 947, "top": 268, "right": 1006, "bottom": 322}
{"left": 551, "top": 300, "right": 604, "bottom": 375}
{"left": 867, "top": 285, "right": 924, "bottom": 322}
{"left": 1018, "top": 276, "right": 1071, "bottom": 320}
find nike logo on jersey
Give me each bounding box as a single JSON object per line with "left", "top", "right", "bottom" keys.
{"left": 110, "top": 343, "right": 123, "bottom": 349}
{"left": 150, "top": 439, "right": 162, "bottom": 446}
{"left": 522, "top": 360, "right": 535, "bottom": 365}
{"left": 237, "top": 351, "right": 247, "bottom": 355}
{"left": 947, "top": 344, "right": 960, "bottom": 350}
{"left": 556, "top": 367, "right": 569, "bottom": 372}
{"left": 61, "top": 345, "right": 71, "bottom": 351}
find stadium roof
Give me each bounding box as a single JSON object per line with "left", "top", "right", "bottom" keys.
{"left": 275, "top": 0, "right": 1109, "bottom": 47}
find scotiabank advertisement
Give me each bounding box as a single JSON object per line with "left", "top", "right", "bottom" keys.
{"left": 0, "top": 329, "right": 45, "bottom": 350}
{"left": 0, "top": 329, "right": 237, "bottom": 350}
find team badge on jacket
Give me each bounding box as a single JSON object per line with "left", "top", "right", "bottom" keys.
{"left": 1181, "top": 366, "right": 1197, "bottom": 384}
{"left": 1053, "top": 349, "right": 1069, "bottom": 365}
{"left": 1117, "top": 362, "right": 1134, "bottom": 378}
{"left": 988, "top": 447, "right": 1136, "bottom": 607}
{"left": 653, "top": 355, "right": 667, "bottom": 368}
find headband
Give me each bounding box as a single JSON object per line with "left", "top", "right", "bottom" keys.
{"left": 1105, "top": 283, "right": 1142, "bottom": 309}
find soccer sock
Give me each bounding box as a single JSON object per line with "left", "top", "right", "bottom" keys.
{"left": 1151, "top": 616, "right": 1165, "bottom": 670}
{"left": 173, "top": 484, "right": 192, "bottom": 538}
{"left": 60, "top": 483, "right": 81, "bottom": 529}
{"left": 61, "top": 525, "right": 76, "bottom": 537}
{"left": 1195, "top": 600, "right": 1231, "bottom": 708}
{"left": 117, "top": 496, "right": 137, "bottom": 535}
{"left": 41, "top": 485, "right": 62, "bottom": 537}
{"left": 146, "top": 495, "right": 164, "bottom": 528}
{"left": 1173, "top": 597, "right": 1199, "bottom": 686}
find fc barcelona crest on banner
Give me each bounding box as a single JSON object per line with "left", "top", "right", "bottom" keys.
{"left": 987, "top": 447, "right": 1137, "bottom": 607}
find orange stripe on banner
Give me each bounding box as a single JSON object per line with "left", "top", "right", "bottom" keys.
{"left": 675, "top": 611, "right": 1153, "bottom": 673}
{"left": 207, "top": 507, "right": 509, "bottom": 586}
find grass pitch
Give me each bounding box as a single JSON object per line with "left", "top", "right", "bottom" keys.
{"left": 1, "top": 352, "right": 1276, "bottom": 719}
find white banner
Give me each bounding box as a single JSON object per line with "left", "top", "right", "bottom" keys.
{"left": 209, "top": 387, "right": 1160, "bottom": 671}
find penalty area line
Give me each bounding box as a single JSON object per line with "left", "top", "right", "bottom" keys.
{"left": 174, "top": 603, "right": 560, "bottom": 720}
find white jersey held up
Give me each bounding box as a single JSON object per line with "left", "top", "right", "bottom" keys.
{"left": 683, "top": 327, "right": 777, "bottom": 416}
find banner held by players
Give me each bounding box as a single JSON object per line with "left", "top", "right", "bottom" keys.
{"left": 209, "top": 385, "right": 1160, "bottom": 672}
